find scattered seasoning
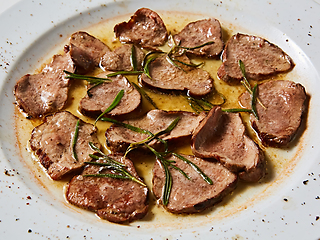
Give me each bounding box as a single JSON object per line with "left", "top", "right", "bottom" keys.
{"left": 315, "top": 196, "right": 320, "bottom": 200}
{"left": 316, "top": 216, "right": 319, "bottom": 221}
{"left": 28, "top": 229, "right": 32, "bottom": 233}
{"left": 303, "top": 180, "right": 309, "bottom": 185}
{"left": 283, "top": 198, "right": 288, "bottom": 202}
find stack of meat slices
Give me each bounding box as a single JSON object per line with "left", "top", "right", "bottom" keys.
{"left": 13, "top": 7, "right": 308, "bottom": 224}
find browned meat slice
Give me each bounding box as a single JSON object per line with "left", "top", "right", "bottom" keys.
{"left": 69, "top": 31, "right": 111, "bottom": 73}
{"left": 152, "top": 154, "right": 237, "bottom": 213}
{"left": 100, "top": 44, "right": 145, "bottom": 71}
{"left": 114, "top": 8, "right": 168, "bottom": 48}
{"left": 30, "top": 111, "right": 101, "bottom": 180}
{"left": 105, "top": 110, "right": 207, "bottom": 153}
{"left": 191, "top": 107, "right": 265, "bottom": 182}
{"left": 217, "top": 33, "right": 294, "bottom": 83}
{"left": 66, "top": 155, "right": 149, "bottom": 223}
{"left": 14, "top": 53, "right": 75, "bottom": 118}
{"left": 239, "top": 80, "right": 307, "bottom": 147}
{"left": 140, "top": 54, "right": 213, "bottom": 97}
{"left": 79, "top": 72, "right": 141, "bottom": 118}
{"left": 173, "top": 18, "right": 224, "bottom": 58}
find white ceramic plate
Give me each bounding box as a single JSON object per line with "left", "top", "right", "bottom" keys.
{"left": 1, "top": 0, "right": 320, "bottom": 239}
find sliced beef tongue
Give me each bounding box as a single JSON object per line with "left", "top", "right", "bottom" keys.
{"left": 79, "top": 72, "right": 142, "bottom": 118}
{"left": 114, "top": 8, "right": 168, "bottom": 48}
{"left": 100, "top": 44, "right": 145, "bottom": 71}
{"left": 152, "top": 154, "right": 238, "bottom": 213}
{"left": 66, "top": 155, "right": 149, "bottom": 223}
{"left": 217, "top": 33, "right": 294, "bottom": 83}
{"left": 105, "top": 110, "right": 207, "bottom": 153}
{"left": 191, "top": 106, "right": 265, "bottom": 182}
{"left": 14, "top": 53, "right": 75, "bottom": 118}
{"left": 239, "top": 80, "right": 307, "bottom": 147}
{"left": 140, "top": 54, "right": 213, "bottom": 97}
{"left": 173, "top": 18, "right": 224, "bottom": 58}
{"left": 30, "top": 111, "right": 101, "bottom": 180}
{"left": 69, "top": 31, "right": 111, "bottom": 73}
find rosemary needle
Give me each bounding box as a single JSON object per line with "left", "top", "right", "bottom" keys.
{"left": 72, "top": 119, "right": 80, "bottom": 161}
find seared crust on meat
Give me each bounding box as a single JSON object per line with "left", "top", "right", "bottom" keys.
{"left": 79, "top": 72, "right": 142, "bottom": 119}
{"left": 191, "top": 107, "right": 265, "bottom": 182}
{"left": 114, "top": 8, "right": 168, "bottom": 48}
{"left": 239, "top": 80, "right": 307, "bottom": 147}
{"left": 173, "top": 18, "right": 224, "bottom": 58}
{"left": 105, "top": 109, "right": 207, "bottom": 153}
{"left": 152, "top": 154, "right": 238, "bottom": 213}
{"left": 66, "top": 155, "right": 149, "bottom": 223}
{"left": 30, "top": 111, "right": 101, "bottom": 180}
{"left": 140, "top": 54, "right": 213, "bottom": 97}
{"left": 217, "top": 33, "right": 294, "bottom": 83}
{"left": 14, "top": 53, "right": 75, "bottom": 118}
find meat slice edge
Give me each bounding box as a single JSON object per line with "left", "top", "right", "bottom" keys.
{"left": 191, "top": 106, "right": 265, "bottom": 182}
{"left": 140, "top": 54, "right": 213, "bottom": 97}
{"left": 105, "top": 110, "right": 207, "bottom": 153}
{"left": 66, "top": 155, "right": 149, "bottom": 223}
{"left": 239, "top": 80, "right": 307, "bottom": 147}
{"left": 114, "top": 8, "right": 168, "bottom": 48}
{"left": 152, "top": 154, "right": 238, "bottom": 213}
{"left": 14, "top": 53, "right": 75, "bottom": 118}
{"left": 79, "top": 72, "right": 142, "bottom": 118}
{"left": 69, "top": 31, "right": 111, "bottom": 73}
{"left": 30, "top": 111, "right": 101, "bottom": 180}
{"left": 217, "top": 33, "right": 294, "bottom": 83}
{"left": 173, "top": 18, "right": 224, "bottom": 58}
{"left": 100, "top": 44, "right": 145, "bottom": 71}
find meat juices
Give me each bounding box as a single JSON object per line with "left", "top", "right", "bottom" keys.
{"left": 218, "top": 33, "right": 294, "bottom": 83}
{"left": 105, "top": 110, "right": 207, "bottom": 153}
{"left": 14, "top": 53, "right": 75, "bottom": 118}
{"left": 66, "top": 155, "right": 149, "bottom": 223}
{"left": 152, "top": 154, "right": 238, "bottom": 213}
{"left": 114, "top": 8, "right": 168, "bottom": 48}
{"left": 173, "top": 18, "right": 224, "bottom": 58}
{"left": 239, "top": 80, "right": 307, "bottom": 147}
{"left": 79, "top": 72, "right": 142, "bottom": 119}
{"left": 30, "top": 111, "right": 101, "bottom": 180}
{"left": 191, "top": 107, "right": 265, "bottom": 182}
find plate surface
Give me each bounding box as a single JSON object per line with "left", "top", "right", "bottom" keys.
{"left": 0, "top": 0, "right": 320, "bottom": 239}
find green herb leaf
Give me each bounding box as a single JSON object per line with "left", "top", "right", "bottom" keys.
{"left": 171, "top": 153, "right": 213, "bottom": 185}
{"left": 72, "top": 119, "right": 80, "bottom": 161}
{"left": 106, "top": 71, "right": 143, "bottom": 77}
{"left": 144, "top": 55, "right": 159, "bottom": 80}
{"left": 94, "top": 89, "right": 124, "bottom": 126}
{"left": 131, "top": 82, "right": 158, "bottom": 109}
{"left": 222, "top": 108, "right": 253, "bottom": 113}
{"left": 177, "top": 41, "right": 215, "bottom": 50}
{"left": 166, "top": 55, "right": 186, "bottom": 73}
{"left": 251, "top": 83, "right": 259, "bottom": 120}
{"left": 64, "top": 70, "right": 112, "bottom": 84}
{"left": 130, "top": 45, "right": 137, "bottom": 71}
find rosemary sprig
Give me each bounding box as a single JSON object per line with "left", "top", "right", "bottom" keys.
{"left": 85, "top": 142, "right": 146, "bottom": 186}
{"left": 177, "top": 41, "right": 215, "bottom": 51}
{"left": 94, "top": 89, "right": 124, "bottom": 126}
{"left": 106, "top": 71, "right": 143, "bottom": 77}
{"left": 64, "top": 70, "right": 112, "bottom": 84}
{"left": 131, "top": 82, "right": 158, "bottom": 109}
{"left": 222, "top": 108, "right": 253, "bottom": 113}
{"left": 251, "top": 83, "right": 259, "bottom": 120}
{"left": 239, "top": 60, "right": 266, "bottom": 113}
{"left": 144, "top": 54, "right": 158, "bottom": 80}
{"left": 71, "top": 119, "right": 80, "bottom": 161}
{"left": 130, "top": 45, "right": 138, "bottom": 71}
{"left": 124, "top": 117, "right": 180, "bottom": 156}
{"left": 171, "top": 153, "right": 213, "bottom": 185}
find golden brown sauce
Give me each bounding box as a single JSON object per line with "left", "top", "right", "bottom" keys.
{"left": 14, "top": 11, "right": 304, "bottom": 228}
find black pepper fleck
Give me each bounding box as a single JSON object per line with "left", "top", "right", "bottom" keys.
{"left": 28, "top": 229, "right": 32, "bottom": 233}
{"left": 316, "top": 216, "right": 319, "bottom": 221}
{"left": 284, "top": 198, "right": 288, "bottom": 202}
{"left": 303, "top": 180, "right": 309, "bottom": 185}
